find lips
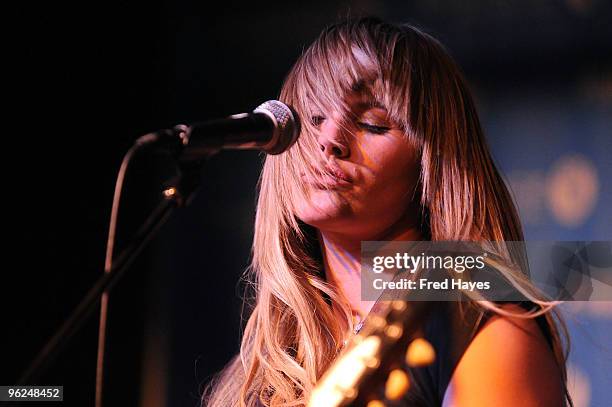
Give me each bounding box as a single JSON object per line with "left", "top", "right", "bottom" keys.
{"left": 325, "top": 164, "right": 352, "bottom": 182}
{"left": 302, "top": 164, "right": 352, "bottom": 189}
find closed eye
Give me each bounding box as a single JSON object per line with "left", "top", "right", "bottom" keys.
{"left": 358, "top": 122, "right": 390, "bottom": 135}
{"left": 311, "top": 115, "right": 326, "bottom": 127}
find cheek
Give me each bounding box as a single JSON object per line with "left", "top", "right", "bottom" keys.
{"left": 369, "top": 140, "right": 419, "bottom": 191}
{"left": 360, "top": 140, "right": 420, "bottom": 210}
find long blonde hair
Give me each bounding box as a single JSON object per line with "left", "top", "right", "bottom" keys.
{"left": 204, "top": 17, "right": 570, "bottom": 406}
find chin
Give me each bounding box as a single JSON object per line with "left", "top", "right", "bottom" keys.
{"left": 295, "top": 190, "right": 352, "bottom": 227}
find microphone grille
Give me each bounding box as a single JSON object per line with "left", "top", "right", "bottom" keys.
{"left": 254, "top": 100, "right": 300, "bottom": 154}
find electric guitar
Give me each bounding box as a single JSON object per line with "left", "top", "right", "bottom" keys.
{"left": 308, "top": 300, "right": 436, "bottom": 407}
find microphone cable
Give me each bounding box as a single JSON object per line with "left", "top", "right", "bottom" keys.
{"left": 96, "top": 132, "right": 161, "bottom": 407}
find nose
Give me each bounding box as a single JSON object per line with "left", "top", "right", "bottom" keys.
{"left": 318, "top": 117, "right": 350, "bottom": 159}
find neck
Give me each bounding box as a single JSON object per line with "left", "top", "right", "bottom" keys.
{"left": 318, "top": 213, "right": 423, "bottom": 320}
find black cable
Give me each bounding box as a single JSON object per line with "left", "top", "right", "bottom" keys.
{"left": 95, "top": 133, "right": 160, "bottom": 407}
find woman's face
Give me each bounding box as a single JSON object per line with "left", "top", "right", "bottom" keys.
{"left": 296, "top": 93, "right": 421, "bottom": 240}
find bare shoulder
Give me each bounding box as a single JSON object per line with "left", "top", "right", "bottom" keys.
{"left": 443, "top": 304, "right": 565, "bottom": 407}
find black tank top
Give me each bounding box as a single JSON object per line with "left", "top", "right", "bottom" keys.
{"left": 357, "top": 299, "right": 554, "bottom": 406}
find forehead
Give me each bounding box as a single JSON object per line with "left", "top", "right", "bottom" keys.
{"left": 350, "top": 79, "right": 386, "bottom": 108}
{"left": 310, "top": 81, "right": 387, "bottom": 115}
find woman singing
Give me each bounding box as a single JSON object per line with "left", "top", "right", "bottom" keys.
{"left": 204, "top": 17, "right": 571, "bottom": 406}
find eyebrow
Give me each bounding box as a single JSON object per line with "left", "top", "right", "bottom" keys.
{"left": 355, "top": 100, "right": 387, "bottom": 111}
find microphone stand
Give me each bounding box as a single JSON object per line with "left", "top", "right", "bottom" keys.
{"left": 18, "top": 129, "right": 209, "bottom": 387}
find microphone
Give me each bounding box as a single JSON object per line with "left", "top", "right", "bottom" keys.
{"left": 147, "top": 100, "right": 301, "bottom": 159}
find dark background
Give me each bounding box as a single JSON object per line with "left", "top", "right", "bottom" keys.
{"left": 5, "top": 1, "right": 612, "bottom": 406}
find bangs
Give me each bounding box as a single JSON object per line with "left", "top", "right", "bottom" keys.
{"left": 286, "top": 21, "right": 418, "bottom": 146}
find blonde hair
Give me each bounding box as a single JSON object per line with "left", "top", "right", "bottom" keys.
{"left": 204, "top": 17, "right": 570, "bottom": 406}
